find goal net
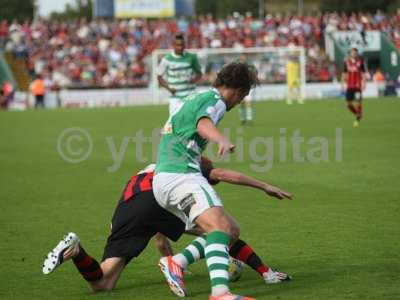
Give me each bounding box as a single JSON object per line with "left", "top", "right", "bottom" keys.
{"left": 151, "top": 46, "right": 306, "bottom": 104}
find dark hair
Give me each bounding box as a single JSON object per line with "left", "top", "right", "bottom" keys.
{"left": 213, "top": 62, "right": 258, "bottom": 93}
{"left": 175, "top": 33, "right": 185, "bottom": 41}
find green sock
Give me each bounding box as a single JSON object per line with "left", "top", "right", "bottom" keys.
{"left": 205, "top": 231, "right": 231, "bottom": 296}
{"left": 172, "top": 236, "right": 206, "bottom": 269}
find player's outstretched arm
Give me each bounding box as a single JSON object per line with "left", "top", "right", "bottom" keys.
{"left": 197, "top": 118, "right": 234, "bottom": 156}
{"left": 209, "top": 168, "right": 292, "bottom": 200}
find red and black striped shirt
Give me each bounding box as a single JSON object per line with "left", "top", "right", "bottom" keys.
{"left": 344, "top": 57, "right": 365, "bottom": 90}
{"left": 123, "top": 171, "right": 154, "bottom": 201}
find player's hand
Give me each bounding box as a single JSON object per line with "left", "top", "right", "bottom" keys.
{"left": 217, "top": 138, "right": 235, "bottom": 156}
{"left": 169, "top": 87, "right": 177, "bottom": 95}
{"left": 189, "top": 78, "right": 198, "bottom": 84}
{"left": 263, "top": 184, "right": 293, "bottom": 200}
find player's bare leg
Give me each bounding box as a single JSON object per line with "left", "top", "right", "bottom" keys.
{"left": 355, "top": 101, "right": 363, "bottom": 122}
{"left": 64, "top": 245, "right": 126, "bottom": 292}
{"left": 239, "top": 102, "right": 246, "bottom": 125}
{"left": 347, "top": 101, "right": 357, "bottom": 115}
{"left": 346, "top": 100, "right": 359, "bottom": 127}
{"left": 244, "top": 100, "right": 253, "bottom": 124}
{"left": 195, "top": 207, "right": 240, "bottom": 242}
{"left": 286, "top": 87, "right": 293, "bottom": 105}
{"left": 296, "top": 87, "right": 304, "bottom": 104}
{"left": 89, "top": 258, "right": 126, "bottom": 292}
{"left": 154, "top": 232, "right": 174, "bottom": 256}
{"left": 43, "top": 233, "right": 126, "bottom": 292}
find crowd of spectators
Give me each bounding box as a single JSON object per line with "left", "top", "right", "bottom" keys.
{"left": 1, "top": 9, "right": 399, "bottom": 89}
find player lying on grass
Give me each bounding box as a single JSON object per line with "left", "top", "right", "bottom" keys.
{"left": 42, "top": 158, "right": 292, "bottom": 293}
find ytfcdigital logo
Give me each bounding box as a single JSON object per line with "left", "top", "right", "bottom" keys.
{"left": 57, "top": 128, "right": 93, "bottom": 164}
{"left": 56, "top": 127, "right": 343, "bottom": 172}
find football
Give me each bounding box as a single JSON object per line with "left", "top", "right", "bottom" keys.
{"left": 228, "top": 257, "right": 245, "bottom": 282}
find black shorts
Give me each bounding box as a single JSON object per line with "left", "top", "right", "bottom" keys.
{"left": 35, "top": 94, "right": 44, "bottom": 104}
{"left": 346, "top": 89, "right": 362, "bottom": 101}
{"left": 102, "top": 190, "right": 185, "bottom": 264}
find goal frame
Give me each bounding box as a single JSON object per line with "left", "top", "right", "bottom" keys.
{"left": 151, "top": 46, "right": 306, "bottom": 104}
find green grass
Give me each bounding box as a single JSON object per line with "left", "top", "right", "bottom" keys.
{"left": 0, "top": 98, "right": 400, "bottom": 299}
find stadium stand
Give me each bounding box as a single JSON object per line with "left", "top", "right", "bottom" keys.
{"left": 1, "top": 10, "right": 400, "bottom": 89}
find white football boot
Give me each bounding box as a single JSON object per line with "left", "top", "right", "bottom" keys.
{"left": 263, "top": 268, "right": 292, "bottom": 283}
{"left": 42, "top": 232, "right": 80, "bottom": 274}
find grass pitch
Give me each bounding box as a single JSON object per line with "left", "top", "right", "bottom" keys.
{"left": 0, "top": 98, "right": 399, "bottom": 299}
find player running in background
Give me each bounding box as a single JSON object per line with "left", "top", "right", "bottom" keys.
{"left": 157, "top": 33, "right": 202, "bottom": 116}
{"left": 42, "top": 159, "right": 291, "bottom": 293}
{"left": 286, "top": 55, "right": 303, "bottom": 105}
{"left": 153, "top": 62, "right": 266, "bottom": 300}
{"left": 342, "top": 48, "right": 367, "bottom": 128}
{"left": 238, "top": 55, "right": 255, "bottom": 125}
{"left": 239, "top": 89, "right": 254, "bottom": 125}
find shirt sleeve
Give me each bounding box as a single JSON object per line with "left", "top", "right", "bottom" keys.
{"left": 157, "top": 57, "right": 168, "bottom": 76}
{"left": 192, "top": 54, "right": 202, "bottom": 74}
{"left": 195, "top": 99, "right": 225, "bottom": 126}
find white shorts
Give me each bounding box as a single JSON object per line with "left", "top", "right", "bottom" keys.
{"left": 169, "top": 98, "right": 184, "bottom": 116}
{"left": 153, "top": 172, "right": 223, "bottom": 230}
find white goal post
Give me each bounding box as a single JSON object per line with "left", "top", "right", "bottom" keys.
{"left": 151, "top": 46, "right": 306, "bottom": 104}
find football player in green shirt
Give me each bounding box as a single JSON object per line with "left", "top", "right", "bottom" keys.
{"left": 154, "top": 62, "right": 284, "bottom": 300}
{"left": 157, "top": 33, "right": 202, "bottom": 116}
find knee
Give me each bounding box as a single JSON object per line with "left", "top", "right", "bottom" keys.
{"left": 217, "top": 218, "right": 240, "bottom": 242}
{"left": 196, "top": 208, "right": 240, "bottom": 241}
{"left": 227, "top": 221, "right": 240, "bottom": 242}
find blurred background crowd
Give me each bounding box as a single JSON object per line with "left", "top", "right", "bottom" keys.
{"left": 1, "top": 9, "right": 399, "bottom": 90}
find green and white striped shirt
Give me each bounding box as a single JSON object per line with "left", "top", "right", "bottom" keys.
{"left": 156, "top": 88, "right": 226, "bottom": 174}
{"left": 157, "top": 52, "right": 202, "bottom": 100}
